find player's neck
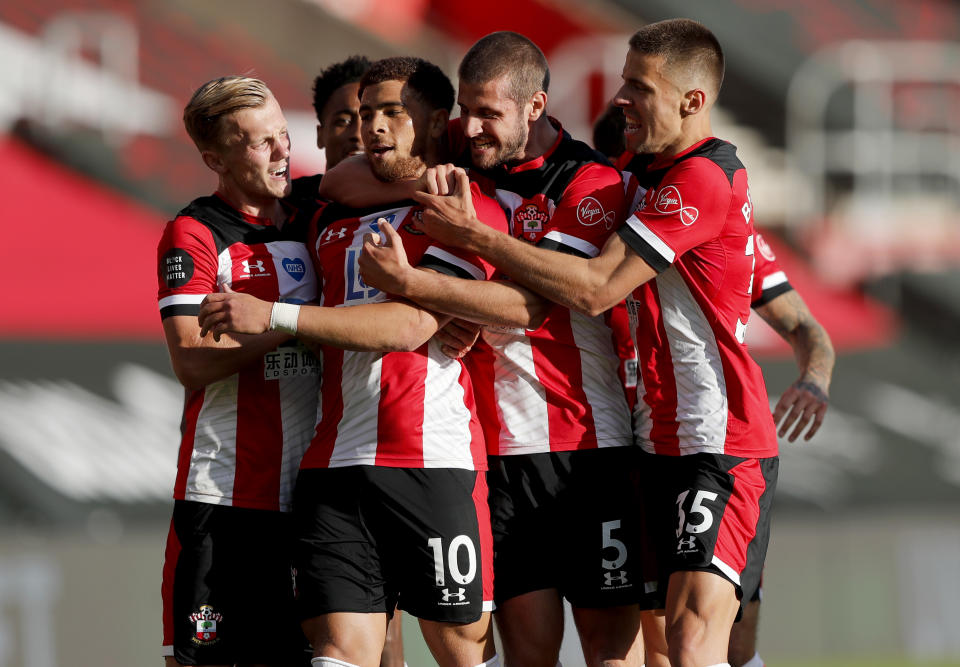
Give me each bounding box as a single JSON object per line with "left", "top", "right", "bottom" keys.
{"left": 217, "top": 185, "right": 285, "bottom": 225}
{"left": 520, "top": 115, "right": 559, "bottom": 163}
{"left": 660, "top": 117, "right": 713, "bottom": 159}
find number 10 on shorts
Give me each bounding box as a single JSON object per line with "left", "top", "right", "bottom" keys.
{"left": 428, "top": 535, "right": 478, "bottom": 587}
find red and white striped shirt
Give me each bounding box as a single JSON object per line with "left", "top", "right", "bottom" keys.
{"left": 451, "top": 119, "right": 634, "bottom": 456}
{"left": 301, "top": 186, "right": 508, "bottom": 470}
{"left": 616, "top": 138, "right": 778, "bottom": 458}
{"left": 157, "top": 194, "right": 321, "bottom": 511}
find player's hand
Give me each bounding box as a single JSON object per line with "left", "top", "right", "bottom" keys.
{"left": 434, "top": 319, "right": 482, "bottom": 359}
{"left": 772, "top": 379, "right": 829, "bottom": 442}
{"left": 412, "top": 168, "right": 482, "bottom": 250}
{"left": 359, "top": 219, "right": 412, "bottom": 294}
{"left": 198, "top": 285, "right": 272, "bottom": 341}
{"left": 417, "top": 163, "right": 459, "bottom": 196}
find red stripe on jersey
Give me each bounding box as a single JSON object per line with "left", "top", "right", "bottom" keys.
{"left": 464, "top": 341, "right": 500, "bottom": 456}
{"left": 714, "top": 459, "right": 766, "bottom": 578}
{"left": 376, "top": 344, "right": 429, "bottom": 467}
{"left": 161, "top": 516, "right": 181, "bottom": 648}
{"left": 234, "top": 365, "right": 282, "bottom": 510}
{"left": 304, "top": 346, "right": 346, "bottom": 468}
{"left": 528, "top": 309, "right": 594, "bottom": 449}
{"left": 472, "top": 472, "right": 495, "bottom": 605}
{"left": 459, "top": 363, "right": 488, "bottom": 470}
{"left": 174, "top": 388, "right": 204, "bottom": 500}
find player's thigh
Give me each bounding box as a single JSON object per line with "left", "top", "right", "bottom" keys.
{"left": 419, "top": 611, "right": 495, "bottom": 667}
{"left": 571, "top": 604, "right": 644, "bottom": 666}
{"left": 164, "top": 501, "right": 302, "bottom": 666}
{"left": 494, "top": 589, "right": 565, "bottom": 666}
{"left": 292, "top": 468, "right": 393, "bottom": 621}
{"left": 302, "top": 611, "right": 388, "bottom": 666}
{"left": 369, "top": 467, "right": 494, "bottom": 625}
{"left": 643, "top": 453, "right": 778, "bottom": 602}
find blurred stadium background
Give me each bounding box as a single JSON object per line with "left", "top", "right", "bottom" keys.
{"left": 1, "top": 0, "right": 959, "bottom": 665}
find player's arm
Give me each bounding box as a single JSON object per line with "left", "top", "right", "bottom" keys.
{"left": 753, "top": 289, "right": 835, "bottom": 441}
{"left": 163, "top": 316, "right": 292, "bottom": 390}
{"left": 359, "top": 217, "right": 549, "bottom": 330}
{"left": 197, "top": 286, "right": 448, "bottom": 353}
{"left": 318, "top": 155, "right": 459, "bottom": 206}
{"left": 412, "top": 169, "right": 655, "bottom": 316}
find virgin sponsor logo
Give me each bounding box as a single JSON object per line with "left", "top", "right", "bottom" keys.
{"left": 654, "top": 185, "right": 699, "bottom": 226}
{"left": 515, "top": 204, "right": 549, "bottom": 233}
{"left": 189, "top": 605, "right": 223, "bottom": 646}
{"left": 576, "top": 196, "right": 616, "bottom": 229}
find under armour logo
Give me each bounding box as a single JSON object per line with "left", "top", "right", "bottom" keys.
{"left": 604, "top": 571, "right": 629, "bottom": 586}
{"left": 242, "top": 259, "right": 265, "bottom": 274}
{"left": 677, "top": 536, "right": 697, "bottom": 551}
{"left": 322, "top": 227, "right": 348, "bottom": 244}
{"left": 441, "top": 588, "right": 466, "bottom": 603}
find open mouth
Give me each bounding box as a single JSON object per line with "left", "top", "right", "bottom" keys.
{"left": 471, "top": 137, "right": 496, "bottom": 151}
{"left": 269, "top": 165, "right": 288, "bottom": 178}
{"left": 368, "top": 145, "right": 394, "bottom": 158}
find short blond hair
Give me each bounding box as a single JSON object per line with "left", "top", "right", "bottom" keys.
{"left": 183, "top": 76, "right": 272, "bottom": 150}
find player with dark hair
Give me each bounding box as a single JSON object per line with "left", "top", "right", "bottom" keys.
{"left": 592, "top": 98, "right": 835, "bottom": 667}
{"left": 159, "top": 75, "right": 320, "bottom": 667}
{"left": 290, "top": 55, "right": 372, "bottom": 201}
{"left": 342, "top": 32, "right": 647, "bottom": 667}
{"left": 406, "top": 18, "right": 785, "bottom": 667}
{"left": 197, "top": 56, "right": 513, "bottom": 667}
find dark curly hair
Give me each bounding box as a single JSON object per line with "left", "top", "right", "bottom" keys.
{"left": 311, "top": 55, "right": 371, "bottom": 121}
{"left": 359, "top": 56, "right": 454, "bottom": 114}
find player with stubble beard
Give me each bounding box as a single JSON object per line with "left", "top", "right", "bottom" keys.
{"left": 196, "top": 56, "right": 519, "bottom": 667}
{"left": 332, "top": 32, "right": 648, "bottom": 667}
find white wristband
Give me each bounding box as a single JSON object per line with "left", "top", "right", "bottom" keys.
{"left": 269, "top": 302, "right": 300, "bottom": 334}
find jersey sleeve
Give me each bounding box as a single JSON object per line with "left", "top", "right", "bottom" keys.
{"left": 157, "top": 216, "right": 220, "bottom": 319}
{"left": 418, "top": 183, "right": 508, "bottom": 281}
{"left": 751, "top": 231, "right": 793, "bottom": 307}
{"left": 536, "top": 162, "right": 626, "bottom": 258}
{"left": 616, "top": 158, "right": 732, "bottom": 273}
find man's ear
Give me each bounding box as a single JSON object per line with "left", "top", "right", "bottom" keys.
{"left": 527, "top": 90, "right": 548, "bottom": 122}
{"left": 429, "top": 108, "right": 450, "bottom": 139}
{"left": 680, "top": 88, "right": 707, "bottom": 117}
{"left": 316, "top": 123, "right": 325, "bottom": 150}
{"left": 201, "top": 148, "right": 226, "bottom": 174}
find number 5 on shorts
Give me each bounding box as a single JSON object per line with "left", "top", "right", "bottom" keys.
{"left": 675, "top": 489, "right": 719, "bottom": 537}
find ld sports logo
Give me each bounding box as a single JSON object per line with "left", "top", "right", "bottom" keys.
{"left": 189, "top": 605, "right": 223, "bottom": 646}
{"left": 576, "top": 197, "right": 616, "bottom": 229}
{"left": 654, "top": 185, "right": 699, "bottom": 226}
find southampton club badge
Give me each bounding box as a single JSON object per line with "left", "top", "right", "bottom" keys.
{"left": 189, "top": 605, "right": 223, "bottom": 645}
{"left": 515, "top": 203, "right": 549, "bottom": 237}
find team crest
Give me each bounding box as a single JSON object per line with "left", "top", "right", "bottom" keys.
{"left": 404, "top": 210, "right": 425, "bottom": 235}
{"left": 189, "top": 605, "right": 223, "bottom": 645}
{"left": 654, "top": 185, "right": 699, "bottom": 226}
{"left": 515, "top": 204, "right": 549, "bottom": 233}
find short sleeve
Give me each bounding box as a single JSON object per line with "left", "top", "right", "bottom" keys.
{"left": 157, "top": 216, "right": 219, "bottom": 319}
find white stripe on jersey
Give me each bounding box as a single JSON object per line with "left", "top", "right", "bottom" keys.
{"left": 185, "top": 377, "right": 239, "bottom": 505}
{"left": 569, "top": 311, "right": 633, "bottom": 447}
{"left": 328, "top": 349, "right": 384, "bottom": 466}
{"left": 542, "top": 231, "right": 600, "bottom": 257}
{"left": 277, "top": 356, "right": 320, "bottom": 509}
{"left": 218, "top": 247, "right": 233, "bottom": 288}
{"left": 495, "top": 189, "right": 525, "bottom": 235}
{"left": 424, "top": 246, "right": 485, "bottom": 280}
{"left": 761, "top": 270, "right": 788, "bottom": 291}
{"left": 626, "top": 295, "right": 653, "bottom": 443}
{"left": 625, "top": 215, "right": 675, "bottom": 265}
{"left": 269, "top": 240, "right": 319, "bottom": 305}
{"left": 483, "top": 330, "right": 551, "bottom": 454}
{"left": 421, "top": 342, "right": 475, "bottom": 467}
{"left": 158, "top": 293, "right": 205, "bottom": 310}
{"left": 655, "top": 266, "right": 728, "bottom": 455}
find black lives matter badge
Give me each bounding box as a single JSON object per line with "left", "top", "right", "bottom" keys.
{"left": 162, "top": 248, "right": 195, "bottom": 288}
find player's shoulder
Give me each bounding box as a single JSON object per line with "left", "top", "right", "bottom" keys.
{"left": 675, "top": 138, "right": 744, "bottom": 186}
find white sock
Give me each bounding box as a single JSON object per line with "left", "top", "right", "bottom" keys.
{"left": 311, "top": 658, "right": 360, "bottom": 667}
{"left": 475, "top": 655, "right": 501, "bottom": 667}
{"left": 740, "top": 653, "right": 764, "bottom": 667}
